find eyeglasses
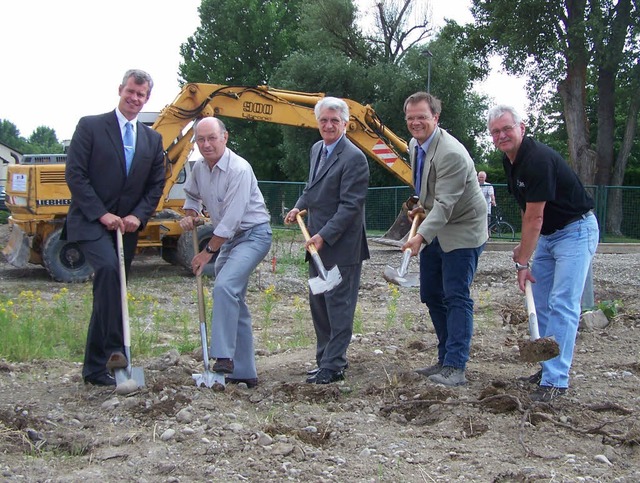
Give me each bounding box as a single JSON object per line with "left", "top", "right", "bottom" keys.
{"left": 405, "top": 115, "right": 434, "bottom": 122}
{"left": 490, "top": 124, "right": 517, "bottom": 138}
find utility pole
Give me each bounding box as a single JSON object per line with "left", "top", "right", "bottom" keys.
{"left": 421, "top": 49, "right": 433, "bottom": 93}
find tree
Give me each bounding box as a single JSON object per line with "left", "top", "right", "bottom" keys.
{"left": 466, "top": 0, "right": 639, "bottom": 188}
{"left": 0, "top": 120, "right": 27, "bottom": 152}
{"left": 178, "top": 0, "right": 306, "bottom": 180}
{"left": 28, "top": 126, "right": 63, "bottom": 154}
{"left": 272, "top": 0, "right": 487, "bottom": 185}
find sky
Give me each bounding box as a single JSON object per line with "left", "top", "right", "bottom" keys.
{"left": 1, "top": 0, "right": 526, "bottom": 144}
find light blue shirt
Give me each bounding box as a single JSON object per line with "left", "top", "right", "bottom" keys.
{"left": 183, "top": 148, "right": 270, "bottom": 239}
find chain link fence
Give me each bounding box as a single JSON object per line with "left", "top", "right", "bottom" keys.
{"left": 258, "top": 181, "right": 640, "bottom": 242}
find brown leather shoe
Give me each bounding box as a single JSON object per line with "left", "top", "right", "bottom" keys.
{"left": 106, "top": 352, "right": 128, "bottom": 372}
{"left": 212, "top": 358, "right": 234, "bottom": 374}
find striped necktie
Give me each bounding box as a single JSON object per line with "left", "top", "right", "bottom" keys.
{"left": 415, "top": 145, "right": 425, "bottom": 195}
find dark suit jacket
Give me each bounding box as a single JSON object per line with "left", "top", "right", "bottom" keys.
{"left": 294, "top": 135, "right": 370, "bottom": 267}
{"left": 64, "top": 110, "right": 166, "bottom": 241}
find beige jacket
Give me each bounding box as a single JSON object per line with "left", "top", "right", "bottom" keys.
{"left": 411, "top": 127, "right": 488, "bottom": 252}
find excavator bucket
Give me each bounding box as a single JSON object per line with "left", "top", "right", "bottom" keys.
{"left": 370, "top": 195, "right": 419, "bottom": 248}
{"left": 2, "top": 224, "right": 31, "bottom": 268}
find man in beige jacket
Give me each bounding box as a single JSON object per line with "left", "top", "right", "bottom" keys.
{"left": 402, "top": 92, "right": 488, "bottom": 386}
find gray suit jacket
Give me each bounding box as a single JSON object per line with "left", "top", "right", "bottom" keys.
{"left": 411, "top": 127, "right": 488, "bottom": 252}
{"left": 294, "top": 135, "right": 370, "bottom": 267}
{"left": 64, "top": 110, "right": 166, "bottom": 241}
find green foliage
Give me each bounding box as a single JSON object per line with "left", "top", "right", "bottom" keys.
{"left": 177, "top": 0, "right": 489, "bottom": 183}
{"left": 0, "top": 119, "right": 64, "bottom": 154}
{"left": 596, "top": 300, "right": 622, "bottom": 320}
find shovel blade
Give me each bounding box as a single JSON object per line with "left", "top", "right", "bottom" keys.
{"left": 193, "top": 371, "right": 226, "bottom": 389}
{"left": 383, "top": 265, "right": 419, "bottom": 288}
{"left": 308, "top": 265, "right": 342, "bottom": 295}
{"left": 114, "top": 367, "right": 145, "bottom": 388}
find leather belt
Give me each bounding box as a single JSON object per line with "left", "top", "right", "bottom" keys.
{"left": 546, "top": 210, "right": 593, "bottom": 235}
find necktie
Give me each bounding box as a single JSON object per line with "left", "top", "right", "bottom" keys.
{"left": 415, "top": 145, "right": 425, "bottom": 195}
{"left": 124, "top": 122, "right": 135, "bottom": 174}
{"left": 313, "top": 146, "right": 328, "bottom": 180}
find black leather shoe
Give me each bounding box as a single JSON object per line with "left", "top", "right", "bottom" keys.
{"left": 84, "top": 372, "right": 116, "bottom": 387}
{"left": 518, "top": 369, "right": 542, "bottom": 385}
{"left": 313, "top": 368, "right": 345, "bottom": 385}
{"left": 212, "top": 358, "right": 234, "bottom": 374}
{"left": 307, "top": 361, "right": 349, "bottom": 376}
{"left": 226, "top": 377, "right": 258, "bottom": 389}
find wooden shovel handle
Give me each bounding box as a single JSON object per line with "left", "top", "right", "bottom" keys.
{"left": 408, "top": 212, "right": 424, "bottom": 240}
{"left": 295, "top": 210, "right": 319, "bottom": 256}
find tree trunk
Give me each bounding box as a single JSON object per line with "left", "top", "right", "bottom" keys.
{"left": 606, "top": 64, "right": 640, "bottom": 237}
{"left": 558, "top": 0, "right": 596, "bottom": 185}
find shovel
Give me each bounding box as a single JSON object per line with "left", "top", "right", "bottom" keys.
{"left": 518, "top": 280, "right": 561, "bottom": 363}
{"left": 113, "top": 228, "right": 145, "bottom": 389}
{"left": 296, "top": 210, "right": 342, "bottom": 295}
{"left": 383, "top": 213, "right": 423, "bottom": 287}
{"left": 190, "top": 224, "right": 226, "bottom": 389}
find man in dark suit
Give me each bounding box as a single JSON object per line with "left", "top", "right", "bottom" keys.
{"left": 65, "top": 69, "right": 166, "bottom": 386}
{"left": 285, "top": 97, "right": 370, "bottom": 384}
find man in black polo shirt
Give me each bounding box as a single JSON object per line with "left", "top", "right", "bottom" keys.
{"left": 487, "top": 105, "right": 599, "bottom": 402}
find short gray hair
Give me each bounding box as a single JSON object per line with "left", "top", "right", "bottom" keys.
{"left": 314, "top": 97, "right": 349, "bottom": 122}
{"left": 487, "top": 105, "right": 523, "bottom": 130}
{"left": 121, "top": 69, "right": 154, "bottom": 96}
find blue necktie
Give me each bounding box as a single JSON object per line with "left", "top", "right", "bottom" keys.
{"left": 415, "top": 145, "right": 425, "bottom": 195}
{"left": 124, "top": 122, "right": 135, "bottom": 174}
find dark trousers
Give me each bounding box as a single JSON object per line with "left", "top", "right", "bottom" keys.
{"left": 79, "top": 230, "right": 137, "bottom": 379}
{"left": 309, "top": 263, "right": 362, "bottom": 372}
{"left": 419, "top": 238, "right": 484, "bottom": 369}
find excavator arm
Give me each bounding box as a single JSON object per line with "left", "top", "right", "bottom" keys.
{"left": 153, "top": 83, "right": 413, "bottom": 211}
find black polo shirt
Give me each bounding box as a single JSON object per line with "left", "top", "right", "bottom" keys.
{"left": 503, "top": 137, "right": 593, "bottom": 235}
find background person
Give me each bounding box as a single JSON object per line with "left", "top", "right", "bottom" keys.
{"left": 284, "top": 97, "right": 369, "bottom": 385}
{"left": 402, "top": 91, "right": 488, "bottom": 387}
{"left": 477, "top": 171, "right": 496, "bottom": 216}
{"left": 65, "top": 69, "right": 166, "bottom": 386}
{"left": 487, "top": 105, "right": 599, "bottom": 402}
{"left": 179, "top": 117, "right": 272, "bottom": 389}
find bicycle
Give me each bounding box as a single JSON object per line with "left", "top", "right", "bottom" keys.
{"left": 488, "top": 206, "right": 516, "bottom": 241}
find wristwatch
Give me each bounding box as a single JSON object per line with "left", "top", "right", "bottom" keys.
{"left": 515, "top": 261, "right": 530, "bottom": 271}
{"left": 205, "top": 244, "right": 217, "bottom": 254}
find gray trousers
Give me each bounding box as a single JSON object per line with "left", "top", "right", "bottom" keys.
{"left": 309, "top": 263, "right": 362, "bottom": 372}
{"left": 210, "top": 223, "right": 272, "bottom": 379}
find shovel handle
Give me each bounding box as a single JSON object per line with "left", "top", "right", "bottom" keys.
{"left": 524, "top": 280, "right": 541, "bottom": 340}
{"left": 116, "top": 228, "right": 131, "bottom": 348}
{"left": 295, "top": 210, "right": 319, "bottom": 256}
{"left": 192, "top": 226, "right": 207, "bottom": 324}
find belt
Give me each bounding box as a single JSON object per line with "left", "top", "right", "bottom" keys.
{"left": 565, "top": 210, "right": 593, "bottom": 227}
{"left": 545, "top": 210, "right": 593, "bottom": 235}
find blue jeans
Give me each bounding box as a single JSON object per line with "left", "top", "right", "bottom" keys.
{"left": 419, "top": 238, "right": 485, "bottom": 369}
{"left": 210, "top": 223, "right": 272, "bottom": 380}
{"left": 532, "top": 213, "right": 599, "bottom": 388}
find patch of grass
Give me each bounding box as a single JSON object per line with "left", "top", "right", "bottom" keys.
{"left": 385, "top": 284, "right": 400, "bottom": 329}
{"left": 0, "top": 286, "right": 203, "bottom": 362}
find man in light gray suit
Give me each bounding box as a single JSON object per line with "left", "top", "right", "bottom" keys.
{"left": 402, "top": 92, "right": 488, "bottom": 386}
{"left": 285, "top": 97, "right": 370, "bottom": 385}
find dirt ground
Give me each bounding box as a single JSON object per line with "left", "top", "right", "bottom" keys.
{"left": 0, "top": 223, "right": 639, "bottom": 482}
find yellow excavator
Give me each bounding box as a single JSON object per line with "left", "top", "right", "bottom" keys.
{"left": 3, "top": 83, "right": 413, "bottom": 282}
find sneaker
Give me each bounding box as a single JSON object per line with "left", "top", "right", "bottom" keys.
{"left": 518, "top": 369, "right": 542, "bottom": 385}
{"left": 529, "top": 385, "right": 567, "bottom": 402}
{"left": 428, "top": 366, "right": 466, "bottom": 386}
{"left": 415, "top": 362, "right": 443, "bottom": 377}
